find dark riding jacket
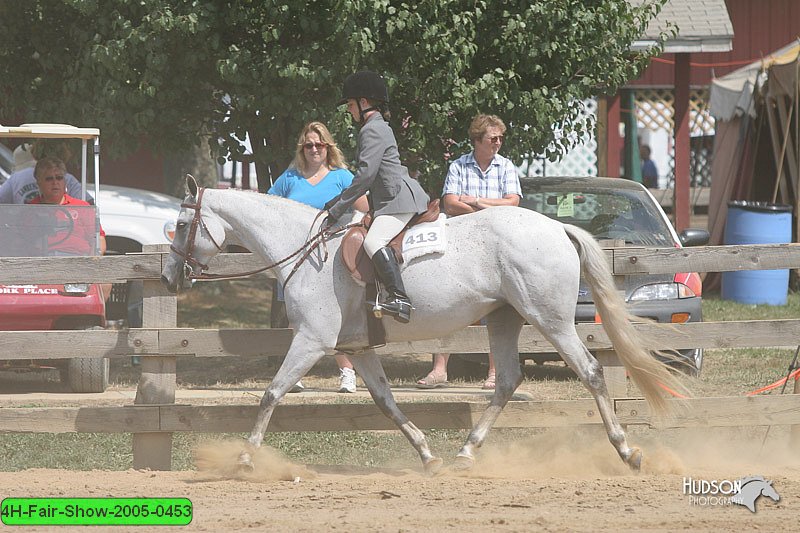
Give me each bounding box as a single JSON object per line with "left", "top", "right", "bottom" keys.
{"left": 327, "top": 113, "right": 429, "bottom": 220}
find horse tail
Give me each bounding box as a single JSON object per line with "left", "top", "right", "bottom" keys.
{"left": 563, "top": 224, "right": 687, "bottom": 416}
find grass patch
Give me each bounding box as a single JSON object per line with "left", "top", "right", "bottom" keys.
{"left": 177, "top": 276, "right": 273, "bottom": 329}
{"left": 703, "top": 291, "right": 800, "bottom": 321}
{"left": 697, "top": 292, "right": 799, "bottom": 397}
{"left": 0, "top": 430, "right": 474, "bottom": 472}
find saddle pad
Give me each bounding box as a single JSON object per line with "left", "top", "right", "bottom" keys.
{"left": 401, "top": 213, "right": 447, "bottom": 264}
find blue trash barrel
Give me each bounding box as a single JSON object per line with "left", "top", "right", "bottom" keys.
{"left": 721, "top": 201, "right": 793, "bottom": 305}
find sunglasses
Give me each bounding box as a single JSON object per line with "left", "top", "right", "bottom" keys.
{"left": 302, "top": 142, "right": 328, "bottom": 151}
{"left": 42, "top": 175, "right": 65, "bottom": 182}
{"left": 486, "top": 135, "right": 504, "bottom": 143}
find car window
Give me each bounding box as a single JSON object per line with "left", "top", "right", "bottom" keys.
{"left": 520, "top": 185, "right": 674, "bottom": 247}
{"left": 0, "top": 204, "right": 100, "bottom": 257}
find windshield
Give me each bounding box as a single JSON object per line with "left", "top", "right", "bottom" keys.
{"left": 0, "top": 204, "right": 99, "bottom": 257}
{"left": 520, "top": 182, "right": 675, "bottom": 247}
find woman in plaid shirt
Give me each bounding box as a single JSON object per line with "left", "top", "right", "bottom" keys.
{"left": 417, "top": 114, "right": 522, "bottom": 390}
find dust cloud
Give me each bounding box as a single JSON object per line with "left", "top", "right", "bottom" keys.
{"left": 193, "top": 438, "right": 315, "bottom": 482}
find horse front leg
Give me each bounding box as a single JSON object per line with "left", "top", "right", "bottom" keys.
{"left": 350, "top": 351, "right": 443, "bottom": 475}
{"left": 238, "top": 333, "right": 329, "bottom": 469}
{"left": 454, "top": 306, "right": 524, "bottom": 470}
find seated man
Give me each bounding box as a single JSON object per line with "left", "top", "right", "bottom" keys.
{"left": 0, "top": 140, "right": 90, "bottom": 204}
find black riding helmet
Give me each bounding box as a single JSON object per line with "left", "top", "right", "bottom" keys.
{"left": 338, "top": 70, "right": 389, "bottom": 105}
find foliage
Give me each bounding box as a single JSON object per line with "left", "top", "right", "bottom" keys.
{"left": 0, "top": 1, "right": 670, "bottom": 193}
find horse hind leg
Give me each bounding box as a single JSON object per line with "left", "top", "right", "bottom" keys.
{"left": 454, "top": 305, "right": 524, "bottom": 470}
{"left": 350, "top": 351, "right": 443, "bottom": 475}
{"left": 542, "top": 326, "right": 641, "bottom": 470}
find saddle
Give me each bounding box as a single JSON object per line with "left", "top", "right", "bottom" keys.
{"left": 341, "top": 199, "right": 440, "bottom": 284}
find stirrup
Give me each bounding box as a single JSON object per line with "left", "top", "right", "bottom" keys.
{"left": 373, "top": 298, "right": 412, "bottom": 323}
{"left": 371, "top": 283, "right": 412, "bottom": 323}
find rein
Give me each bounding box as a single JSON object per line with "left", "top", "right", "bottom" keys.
{"left": 171, "top": 188, "right": 363, "bottom": 284}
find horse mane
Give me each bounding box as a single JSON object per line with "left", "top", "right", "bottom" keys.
{"left": 197, "top": 188, "right": 343, "bottom": 232}
{"left": 204, "top": 188, "right": 321, "bottom": 216}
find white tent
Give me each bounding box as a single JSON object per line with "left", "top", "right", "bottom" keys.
{"left": 707, "top": 40, "right": 800, "bottom": 248}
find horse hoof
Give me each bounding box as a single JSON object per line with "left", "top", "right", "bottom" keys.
{"left": 424, "top": 457, "right": 444, "bottom": 476}
{"left": 237, "top": 452, "right": 255, "bottom": 472}
{"left": 452, "top": 454, "right": 475, "bottom": 471}
{"left": 626, "top": 448, "right": 643, "bottom": 472}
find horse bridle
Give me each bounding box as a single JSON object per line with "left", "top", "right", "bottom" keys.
{"left": 170, "top": 187, "right": 224, "bottom": 279}
{"left": 170, "top": 187, "right": 363, "bottom": 284}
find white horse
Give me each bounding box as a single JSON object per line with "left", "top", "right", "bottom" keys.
{"left": 162, "top": 176, "right": 684, "bottom": 474}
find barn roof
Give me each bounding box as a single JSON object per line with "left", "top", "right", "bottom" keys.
{"left": 629, "top": 0, "right": 734, "bottom": 53}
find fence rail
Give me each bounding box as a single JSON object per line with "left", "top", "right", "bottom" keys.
{"left": 2, "top": 242, "right": 800, "bottom": 283}
{"left": 4, "top": 396, "right": 799, "bottom": 434}
{"left": 1, "top": 244, "right": 799, "bottom": 470}
{"left": 2, "top": 319, "right": 800, "bottom": 361}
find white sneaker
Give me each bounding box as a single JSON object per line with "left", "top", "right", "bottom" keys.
{"left": 289, "top": 380, "right": 305, "bottom": 393}
{"left": 338, "top": 367, "right": 357, "bottom": 393}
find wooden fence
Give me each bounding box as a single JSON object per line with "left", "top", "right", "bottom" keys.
{"left": 1, "top": 243, "right": 800, "bottom": 470}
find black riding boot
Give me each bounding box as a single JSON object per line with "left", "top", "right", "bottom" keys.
{"left": 371, "top": 247, "right": 412, "bottom": 323}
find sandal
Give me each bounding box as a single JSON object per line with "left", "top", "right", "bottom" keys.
{"left": 482, "top": 373, "right": 496, "bottom": 390}
{"left": 416, "top": 372, "right": 448, "bottom": 389}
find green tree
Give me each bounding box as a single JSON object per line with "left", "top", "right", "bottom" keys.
{"left": 0, "top": 0, "right": 670, "bottom": 193}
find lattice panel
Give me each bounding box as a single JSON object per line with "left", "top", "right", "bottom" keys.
{"left": 636, "top": 88, "right": 674, "bottom": 131}
{"left": 523, "top": 91, "right": 715, "bottom": 186}
{"left": 635, "top": 88, "right": 715, "bottom": 136}
{"left": 526, "top": 99, "right": 598, "bottom": 177}
{"left": 636, "top": 88, "right": 715, "bottom": 187}
{"left": 690, "top": 89, "right": 715, "bottom": 137}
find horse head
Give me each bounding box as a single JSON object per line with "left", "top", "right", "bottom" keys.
{"left": 760, "top": 480, "right": 780, "bottom": 502}
{"left": 732, "top": 476, "right": 781, "bottom": 512}
{"left": 161, "top": 174, "right": 226, "bottom": 293}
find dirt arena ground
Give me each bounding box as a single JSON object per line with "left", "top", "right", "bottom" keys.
{"left": 3, "top": 427, "right": 798, "bottom": 532}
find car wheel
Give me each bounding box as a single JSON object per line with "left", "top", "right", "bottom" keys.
{"left": 689, "top": 348, "right": 703, "bottom": 377}
{"left": 66, "top": 357, "right": 109, "bottom": 393}
{"left": 667, "top": 348, "right": 703, "bottom": 378}
{"left": 63, "top": 326, "right": 109, "bottom": 393}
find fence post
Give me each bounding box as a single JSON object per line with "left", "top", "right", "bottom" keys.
{"left": 596, "top": 243, "right": 629, "bottom": 399}
{"left": 596, "top": 350, "right": 627, "bottom": 399}
{"left": 132, "top": 245, "right": 177, "bottom": 470}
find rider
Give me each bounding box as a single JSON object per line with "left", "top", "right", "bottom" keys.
{"left": 324, "top": 71, "right": 430, "bottom": 323}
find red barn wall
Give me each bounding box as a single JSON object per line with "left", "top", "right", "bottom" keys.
{"left": 630, "top": 0, "right": 800, "bottom": 87}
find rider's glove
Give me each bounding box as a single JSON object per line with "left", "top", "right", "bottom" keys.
{"left": 322, "top": 211, "right": 339, "bottom": 230}
{"left": 325, "top": 201, "right": 346, "bottom": 226}
{"left": 323, "top": 194, "right": 341, "bottom": 212}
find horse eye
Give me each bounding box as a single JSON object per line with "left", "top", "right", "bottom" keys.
{"left": 176, "top": 222, "right": 188, "bottom": 229}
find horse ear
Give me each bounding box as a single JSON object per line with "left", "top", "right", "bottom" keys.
{"left": 185, "top": 174, "right": 199, "bottom": 197}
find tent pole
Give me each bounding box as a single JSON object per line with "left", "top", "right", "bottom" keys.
{"left": 771, "top": 98, "right": 795, "bottom": 204}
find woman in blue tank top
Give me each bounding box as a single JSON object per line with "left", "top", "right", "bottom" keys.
{"left": 268, "top": 121, "right": 367, "bottom": 394}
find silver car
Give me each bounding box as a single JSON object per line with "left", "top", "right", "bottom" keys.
{"left": 451, "top": 176, "right": 709, "bottom": 377}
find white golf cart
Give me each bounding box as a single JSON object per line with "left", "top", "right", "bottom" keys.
{"left": 0, "top": 124, "right": 109, "bottom": 392}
